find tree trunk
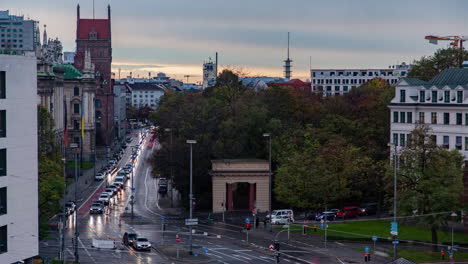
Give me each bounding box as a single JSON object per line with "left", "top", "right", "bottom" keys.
{"left": 431, "top": 226, "right": 439, "bottom": 252}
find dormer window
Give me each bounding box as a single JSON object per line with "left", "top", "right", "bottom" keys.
{"left": 89, "top": 28, "right": 97, "bottom": 40}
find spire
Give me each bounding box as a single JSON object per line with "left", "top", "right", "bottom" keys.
{"left": 42, "top": 25, "right": 47, "bottom": 47}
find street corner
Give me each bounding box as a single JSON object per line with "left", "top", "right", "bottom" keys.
{"left": 153, "top": 244, "right": 215, "bottom": 264}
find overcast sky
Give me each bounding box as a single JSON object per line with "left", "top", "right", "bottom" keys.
{"left": 4, "top": 0, "right": 468, "bottom": 82}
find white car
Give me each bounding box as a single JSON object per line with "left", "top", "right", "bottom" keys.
{"left": 133, "top": 237, "right": 151, "bottom": 251}
{"left": 103, "top": 188, "right": 114, "bottom": 197}
{"left": 95, "top": 172, "right": 105, "bottom": 181}
{"left": 99, "top": 193, "right": 111, "bottom": 205}
{"left": 271, "top": 215, "right": 292, "bottom": 225}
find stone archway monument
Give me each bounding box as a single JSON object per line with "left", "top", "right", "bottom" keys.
{"left": 211, "top": 159, "right": 270, "bottom": 213}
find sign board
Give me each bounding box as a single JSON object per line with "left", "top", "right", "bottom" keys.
{"left": 320, "top": 223, "right": 324, "bottom": 229}
{"left": 372, "top": 236, "right": 378, "bottom": 241}
{"left": 203, "top": 248, "right": 209, "bottom": 253}
{"left": 390, "top": 231, "right": 398, "bottom": 236}
{"left": 176, "top": 237, "right": 181, "bottom": 243}
{"left": 390, "top": 222, "right": 398, "bottom": 235}
{"left": 365, "top": 247, "right": 370, "bottom": 253}
{"left": 185, "top": 218, "right": 198, "bottom": 226}
{"left": 269, "top": 244, "right": 275, "bottom": 250}
{"left": 160, "top": 216, "right": 166, "bottom": 221}
{"left": 245, "top": 217, "right": 251, "bottom": 224}
{"left": 392, "top": 240, "right": 399, "bottom": 245}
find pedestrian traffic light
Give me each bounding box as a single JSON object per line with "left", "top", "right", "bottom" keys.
{"left": 246, "top": 223, "right": 251, "bottom": 230}
{"left": 313, "top": 225, "right": 317, "bottom": 232}
{"left": 364, "top": 254, "right": 369, "bottom": 262}
{"left": 441, "top": 251, "right": 445, "bottom": 260}
{"left": 302, "top": 225, "right": 308, "bottom": 235}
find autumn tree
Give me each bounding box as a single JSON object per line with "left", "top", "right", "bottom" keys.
{"left": 408, "top": 48, "right": 468, "bottom": 81}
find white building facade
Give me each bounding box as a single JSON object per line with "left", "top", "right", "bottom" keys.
{"left": 0, "top": 54, "right": 38, "bottom": 263}
{"left": 128, "top": 83, "right": 165, "bottom": 109}
{"left": 389, "top": 68, "right": 468, "bottom": 159}
{"left": 114, "top": 84, "right": 127, "bottom": 141}
{"left": 312, "top": 63, "right": 412, "bottom": 96}
{"left": 202, "top": 58, "right": 217, "bottom": 89}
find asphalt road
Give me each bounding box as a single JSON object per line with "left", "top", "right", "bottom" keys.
{"left": 40, "top": 129, "right": 389, "bottom": 264}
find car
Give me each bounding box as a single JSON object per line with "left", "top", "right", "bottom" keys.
{"left": 336, "top": 206, "right": 360, "bottom": 219}
{"left": 266, "top": 209, "right": 294, "bottom": 223}
{"left": 103, "top": 188, "right": 114, "bottom": 197}
{"left": 359, "top": 203, "right": 379, "bottom": 216}
{"left": 114, "top": 178, "right": 125, "bottom": 189}
{"left": 108, "top": 184, "right": 119, "bottom": 194}
{"left": 158, "top": 178, "right": 168, "bottom": 186}
{"left": 90, "top": 202, "right": 104, "bottom": 214}
{"left": 126, "top": 137, "right": 132, "bottom": 143}
{"left": 99, "top": 193, "right": 111, "bottom": 205}
{"left": 133, "top": 237, "right": 151, "bottom": 251}
{"left": 330, "top": 209, "right": 340, "bottom": 215}
{"left": 315, "top": 211, "right": 336, "bottom": 221}
{"left": 271, "top": 215, "right": 292, "bottom": 225}
{"left": 122, "top": 144, "right": 128, "bottom": 149}
{"left": 117, "top": 170, "right": 128, "bottom": 179}
{"left": 124, "top": 167, "right": 132, "bottom": 174}
{"left": 116, "top": 175, "right": 126, "bottom": 183}
{"left": 93, "top": 200, "right": 105, "bottom": 207}
{"left": 95, "top": 172, "right": 105, "bottom": 181}
{"left": 123, "top": 232, "right": 138, "bottom": 246}
{"left": 65, "top": 201, "right": 76, "bottom": 215}
{"left": 108, "top": 159, "right": 117, "bottom": 166}
{"left": 158, "top": 185, "right": 167, "bottom": 194}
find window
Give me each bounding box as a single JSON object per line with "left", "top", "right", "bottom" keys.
{"left": 431, "top": 112, "right": 437, "bottom": 124}
{"left": 431, "top": 135, "right": 437, "bottom": 145}
{"left": 0, "top": 187, "right": 6, "bottom": 215}
{"left": 407, "top": 112, "right": 412, "bottom": 123}
{"left": 96, "top": 111, "right": 102, "bottom": 120}
{"left": 400, "top": 134, "right": 405, "bottom": 147}
{"left": 0, "top": 72, "right": 4, "bottom": 99}
{"left": 73, "top": 103, "right": 79, "bottom": 114}
{"left": 95, "top": 99, "right": 102, "bottom": 108}
{"left": 0, "top": 110, "right": 4, "bottom": 137}
{"left": 444, "top": 113, "right": 450, "bottom": 125}
{"left": 393, "top": 112, "right": 399, "bottom": 123}
{"left": 343, "top": 86, "right": 348, "bottom": 92}
{"left": 419, "top": 112, "right": 425, "bottom": 123}
{"left": 0, "top": 225, "right": 6, "bottom": 253}
{"left": 335, "top": 86, "right": 340, "bottom": 91}
{"left": 466, "top": 114, "right": 468, "bottom": 125}
{"left": 407, "top": 134, "right": 412, "bottom": 147}
{"left": 444, "top": 91, "right": 450, "bottom": 103}
{"left": 73, "top": 87, "right": 79, "bottom": 96}
{"left": 400, "top": 112, "right": 406, "bottom": 123}
{"left": 457, "top": 113, "right": 462, "bottom": 125}
{"left": 456, "top": 136, "right": 462, "bottom": 150}
{"left": 419, "top": 91, "right": 425, "bottom": 103}
{"left": 443, "top": 136, "right": 449, "bottom": 149}
{"left": 400, "top": 90, "right": 406, "bottom": 102}
{"left": 73, "top": 120, "right": 79, "bottom": 130}
{"left": 326, "top": 86, "right": 331, "bottom": 91}
{"left": 457, "top": 91, "right": 463, "bottom": 103}
{"left": 432, "top": 91, "right": 437, "bottom": 103}
{"left": 465, "top": 137, "right": 468, "bottom": 150}
{"left": 0, "top": 149, "right": 5, "bottom": 176}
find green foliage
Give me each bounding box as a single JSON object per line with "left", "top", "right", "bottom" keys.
{"left": 395, "top": 124, "right": 464, "bottom": 251}
{"left": 408, "top": 48, "right": 468, "bottom": 81}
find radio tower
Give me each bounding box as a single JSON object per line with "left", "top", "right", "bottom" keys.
{"left": 284, "top": 32, "right": 292, "bottom": 80}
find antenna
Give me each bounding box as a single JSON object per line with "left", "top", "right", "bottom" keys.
{"left": 283, "top": 32, "right": 292, "bottom": 80}
{"left": 309, "top": 56, "right": 312, "bottom": 71}
{"left": 184, "top": 75, "right": 191, "bottom": 83}
{"left": 287, "top": 32, "right": 290, "bottom": 60}
{"left": 93, "top": 0, "right": 95, "bottom": 20}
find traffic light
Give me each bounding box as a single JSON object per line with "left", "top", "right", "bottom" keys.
{"left": 313, "top": 225, "right": 317, "bottom": 232}
{"left": 246, "top": 223, "right": 251, "bottom": 230}
{"left": 364, "top": 254, "right": 369, "bottom": 262}
{"left": 302, "top": 225, "right": 308, "bottom": 235}
{"left": 441, "top": 251, "right": 445, "bottom": 260}
{"left": 274, "top": 240, "right": 280, "bottom": 251}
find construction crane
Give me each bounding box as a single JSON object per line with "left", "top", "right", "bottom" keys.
{"left": 184, "top": 75, "right": 191, "bottom": 83}
{"left": 424, "top": 35, "right": 468, "bottom": 67}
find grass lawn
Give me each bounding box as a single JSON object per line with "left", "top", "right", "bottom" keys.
{"left": 390, "top": 248, "right": 468, "bottom": 263}
{"left": 66, "top": 161, "right": 94, "bottom": 170}
{"left": 283, "top": 220, "right": 468, "bottom": 245}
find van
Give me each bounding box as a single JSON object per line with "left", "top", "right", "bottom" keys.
{"left": 267, "top": 209, "right": 294, "bottom": 223}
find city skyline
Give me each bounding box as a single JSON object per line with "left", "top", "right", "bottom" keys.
{"left": 4, "top": 0, "right": 468, "bottom": 82}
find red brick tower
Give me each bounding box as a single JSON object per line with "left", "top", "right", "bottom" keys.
{"left": 74, "top": 4, "right": 114, "bottom": 146}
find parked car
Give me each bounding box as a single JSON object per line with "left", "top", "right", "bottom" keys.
{"left": 271, "top": 215, "right": 293, "bottom": 225}
{"left": 159, "top": 178, "right": 168, "bottom": 186}
{"left": 266, "top": 209, "right": 294, "bottom": 223}
{"left": 126, "top": 137, "right": 132, "bottom": 143}
{"left": 359, "top": 203, "right": 378, "bottom": 216}
{"left": 65, "top": 201, "right": 76, "bottom": 215}
{"left": 103, "top": 188, "right": 114, "bottom": 197}
{"left": 114, "top": 178, "right": 125, "bottom": 189}
{"left": 133, "top": 237, "right": 151, "bottom": 251}
{"left": 336, "top": 206, "right": 360, "bottom": 219}
{"left": 158, "top": 185, "right": 167, "bottom": 195}
{"left": 95, "top": 172, "right": 105, "bottom": 181}
{"left": 99, "top": 193, "right": 111, "bottom": 205}
{"left": 108, "top": 159, "right": 117, "bottom": 166}
{"left": 90, "top": 202, "right": 104, "bottom": 214}
{"left": 108, "top": 184, "right": 119, "bottom": 194}
{"left": 123, "top": 232, "right": 138, "bottom": 246}
{"left": 315, "top": 211, "right": 336, "bottom": 221}
{"left": 93, "top": 200, "right": 105, "bottom": 207}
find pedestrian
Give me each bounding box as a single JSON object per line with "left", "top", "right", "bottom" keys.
{"left": 263, "top": 216, "right": 267, "bottom": 228}
{"left": 255, "top": 216, "right": 259, "bottom": 228}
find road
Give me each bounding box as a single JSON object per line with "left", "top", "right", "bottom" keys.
{"left": 40, "top": 129, "right": 388, "bottom": 264}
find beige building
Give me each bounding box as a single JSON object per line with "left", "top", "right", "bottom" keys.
{"left": 211, "top": 159, "right": 270, "bottom": 213}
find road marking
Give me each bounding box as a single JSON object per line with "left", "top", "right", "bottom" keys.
{"left": 232, "top": 254, "right": 252, "bottom": 261}
{"left": 209, "top": 248, "right": 249, "bottom": 263}
{"left": 144, "top": 167, "right": 163, "bottom": 217}
{"left": 78, "top": 237, "right": 97, "bottom": 263}
{"left": 154, "top": 177, "right": 162, "bottom": 210}
{"left": 234, "top": 249, "right": 252, "bottom": 252}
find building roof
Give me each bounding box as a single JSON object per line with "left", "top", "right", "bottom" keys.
{"left": 77, "top": 19, "right": 110, "bottom": 40}
{"left": 429, "top": 68, "right": 468, "bottom": 86}
{"left": 53, "top": 64, "right": 82, "bottom": 80}
{"left": 401, "top": 77, "right": 428, "bottom": 86}
{"left": 268, "top": 79, "right": 310, "bottom": 89}
{"left": 128, "top": 83, "right": 166, "bottom": 91}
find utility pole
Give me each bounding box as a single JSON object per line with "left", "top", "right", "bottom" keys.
{"left": 131, "top": 146, "right": 137, "bottom": 220}
{"left": 187, "top": 140, "right": 196, "bottom": 255}
{"left": 60, "top": 158, "right": 67, "bottom": 263}
{"left": 74, "top": 150, "right": 79, "bottom": 263}
{"left": 263, "top": 133, "right": 272, "bottom": 232}
{"left": 165, "top": 128, "right": 174, "bottom": 207}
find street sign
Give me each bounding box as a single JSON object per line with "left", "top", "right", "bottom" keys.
{"left": 160, "top": 216, "right": 166, "bottom": 221}
{"left": 269, "top": 244, "right": 275, "bottom": 250}
{"left": 392, "top": 240, "right": 399, "bottom": 245}
{"left": 390, "top": 222, "right": 398, "bottom": 235}
{"left": 365, "top": 247, "right": 370, "bottom": 253}
{"left": 320, "top": 223, "right": 324, "bottom": 228}
{"left": 372, "top": 236, "right": 378, "bottom": 241}
{"left": 203, "top": 248, "right": 209, "bottom": 253}
{"left": 185, "top": 218, "right": 198, "bottom": 226}
{"left": 176, "top": 234, "right": 181, "bottom": 243}
{"left": 131, "top": 187, "right": 136, "bottom": 191}
{"left": 245, "top": 217, "right": 251, "bottom": 224}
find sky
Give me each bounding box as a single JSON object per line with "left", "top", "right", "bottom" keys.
{"left": 4, "top": 0, "right": 468, "bottom": 82}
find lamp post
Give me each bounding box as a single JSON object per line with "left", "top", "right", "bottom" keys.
{"left": 263, "top": 133, "right": 272, "bottom": 232}
{"left": 69, "top": 143, "right": 79, "bottom": 263}
{"left": 186, "top": 139, "right": 196, "bottom": 255}
{"left": 130, "top": 145, "right": 138, "bottom": 220}
{"left": 388, "top": 142, "right": 398, "bottom": 260}
{"left": 165, "top": 128, "right": 174, "bottom": 207}
{"left": 60, "top": 158, "right": 67, "bottom": 264}
{"left": 451, "top": 211, "right": 458, "bottom": 261}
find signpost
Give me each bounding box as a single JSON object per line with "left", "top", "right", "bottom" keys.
{"left": 372, "top": 236, "right": 378, "bottom": 252}
{"left": 390, "top": 222, "right": 398, "bottom": 236}
{"left": 185, "top": 218, "right": 198, "bottom": 226}
{"left": 269, "top": 244, "right": 275, "bottom": 251}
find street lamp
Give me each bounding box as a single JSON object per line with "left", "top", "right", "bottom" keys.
{"left": 451, "top": 211, "right": 458, "bottom": 261}
{"left": 186, "top": 139, "right": 196, "bottom": 255}
{"left": 165, "top": 128, "right": 174, "bottom": 208}
{"left": 60, "top": 158, "right": 67, "bottom": 264}
{"left": 263, "top": 133, "right": 272, "bottom": 232}
{"left": 388, "top": 142, "right": 398, "bottom": 260}
{"left": 130, "top": 145, "right": 139, "bottom": 220}
{"left": 69, "top": 143, "right": 79, "bottom": 263}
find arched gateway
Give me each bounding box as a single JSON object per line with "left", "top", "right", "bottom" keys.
{"left": 211, "top": 159, "right": 270, "bottom": 213}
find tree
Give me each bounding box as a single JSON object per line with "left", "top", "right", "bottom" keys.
{"left": 408, "top": 48, "right": 468, "bottom": 81}
{"left": 395, "top": 124, "right": 464, "bottom": 251}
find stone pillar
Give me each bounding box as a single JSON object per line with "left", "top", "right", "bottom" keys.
{"left": 227, "top": 183, "right": 233, "bottom": 211}
{"left": 249, "top": 183, "right": 255, "bottom": 212}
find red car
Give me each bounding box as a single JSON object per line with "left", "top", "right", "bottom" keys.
{"left": 336, "top": 206, "right": 360, "bottom": 219}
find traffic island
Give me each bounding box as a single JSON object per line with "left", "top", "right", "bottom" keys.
{"left": 153, "top": 244, "right": 214, "bottom": 263}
